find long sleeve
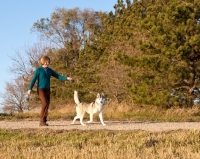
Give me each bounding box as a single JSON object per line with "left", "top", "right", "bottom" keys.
{"left": 51, "top": 69, "right": 67, "bottom": 80}
{"left": 28, "top": 68, "right": 39, "bottom": 90}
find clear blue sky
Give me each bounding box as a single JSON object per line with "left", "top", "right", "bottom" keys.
{"left": 0, "top": 0, "right": 118, "bottom": 110}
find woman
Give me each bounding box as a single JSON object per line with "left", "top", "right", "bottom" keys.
{"left": 28, "top": 56, "right": 73, "bottom": 126}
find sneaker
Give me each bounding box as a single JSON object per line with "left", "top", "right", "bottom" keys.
{"left": 39, "top": 122, "right": 49, "bottom": 126}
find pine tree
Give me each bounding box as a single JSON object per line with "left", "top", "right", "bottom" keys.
{"left": 137, "top": 0, "right": 200, "bottom": 106}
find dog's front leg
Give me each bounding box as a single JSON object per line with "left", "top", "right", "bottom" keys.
{"left": 99, "top": 112, "right": 106, "bottom": 126}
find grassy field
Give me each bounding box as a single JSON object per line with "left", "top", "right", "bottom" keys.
{"left": 0, "top": 103, "right": 200, "bottom": 158}
{"left": 0, "top": 129, "right": 200, "bottom": 159}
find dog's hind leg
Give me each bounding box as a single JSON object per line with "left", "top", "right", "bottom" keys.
{"left": 87, "top": 113, "right": 94, "bottom": 123}
{"left": 79, "top": 112, "right": 86, "bottom": 126}
{"left": 99, "top": 112, "right": 106, "bottom": 126}
{"left": 80, "top": 118, "right": 86, "bottom": 126}
{"left": 71, "top": 115, "right": 79, "bottom": 125}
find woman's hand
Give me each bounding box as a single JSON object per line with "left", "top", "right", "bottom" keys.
{"left": 28, "top": 90, "right": 31, "bottom": 96}
{"left": 67, "top": 77, "right": 73, "bottom": 81}
{"left": 67, "top": 77, "right": 74, "bottom": 82}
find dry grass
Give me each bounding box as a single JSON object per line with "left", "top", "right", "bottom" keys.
{"left": 1, "top": 102, "right": 200, "bottom": 122}
{"left": 51, "top": 101, "right": 200, "bottom": 122}
{"left": 0, "top": 129, "right": 200, "bottom": 159}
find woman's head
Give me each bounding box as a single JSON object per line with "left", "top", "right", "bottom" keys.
{"left": 40, "top": 56, "right": 50, "bottom": 67}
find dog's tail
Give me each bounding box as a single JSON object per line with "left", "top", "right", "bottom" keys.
{"left": 74, "top": 90, "right": 81, "bottom": 104}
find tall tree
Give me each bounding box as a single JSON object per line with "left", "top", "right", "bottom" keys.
{"left": 31, "top": 7, "right": 106, "bottom": 101}
{"left": 113, "top": 0, "right": 200, "bottom": 106}
{"left": 138, "top": 0, "right": 200, "bottom": 106}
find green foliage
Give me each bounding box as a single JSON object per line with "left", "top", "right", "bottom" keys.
{"left": 101, "top": 0, "right": 200, "bottom": 107}
{"left": 50, "top": 0, "right": 200, "bottom": 107}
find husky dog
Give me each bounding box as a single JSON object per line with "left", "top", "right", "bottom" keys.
{"left": 71, "top": 90, "right": 106, "bottom": 126}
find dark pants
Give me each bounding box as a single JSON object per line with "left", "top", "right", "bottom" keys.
{"left": 37, "top": 88, "right": 50, "bottom": 123}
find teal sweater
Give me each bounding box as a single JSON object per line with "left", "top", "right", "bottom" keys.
{"left": 29, "top": 66, "right": 67, "bottom": 90}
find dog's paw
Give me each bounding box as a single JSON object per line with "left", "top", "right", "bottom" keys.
{"left": 102, "top": 123, "right": 106, "bottom": 126}
{"left": 80, "top": 123, "right": 87, "bottom": 126}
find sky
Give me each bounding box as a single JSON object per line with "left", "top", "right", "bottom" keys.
{"left": 0, "top": 0, "right": 118, "bottom": 110}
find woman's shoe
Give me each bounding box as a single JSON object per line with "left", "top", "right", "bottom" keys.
{"left": 39, "top": 122, "right": 49, "bottom": 126}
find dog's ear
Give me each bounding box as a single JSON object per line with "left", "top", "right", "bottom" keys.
{"left": 101, "top": 93, "right": 105, "bottom": 98}
{"left": 97, "top": 93, "right": 100, "bottom": 98}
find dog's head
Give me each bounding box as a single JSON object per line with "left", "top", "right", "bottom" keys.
{"left": 96, "top": 93, "right": 106, "bottom": 105}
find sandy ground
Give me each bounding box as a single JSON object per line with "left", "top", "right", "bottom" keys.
{"left": 0, "top": 120, "right": 200, "bottom": 132}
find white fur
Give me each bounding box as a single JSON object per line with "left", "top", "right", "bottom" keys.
{"left": 71, "top": 90, "right": 106, "bottom": 126}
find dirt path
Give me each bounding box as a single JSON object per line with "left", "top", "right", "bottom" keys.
{"left": 0, "top": 121, "right": 200, "bottom": 132}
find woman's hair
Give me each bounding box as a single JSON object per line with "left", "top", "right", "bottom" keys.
{"left": 40, "top": 56, "right": 50, "bottom": 65}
